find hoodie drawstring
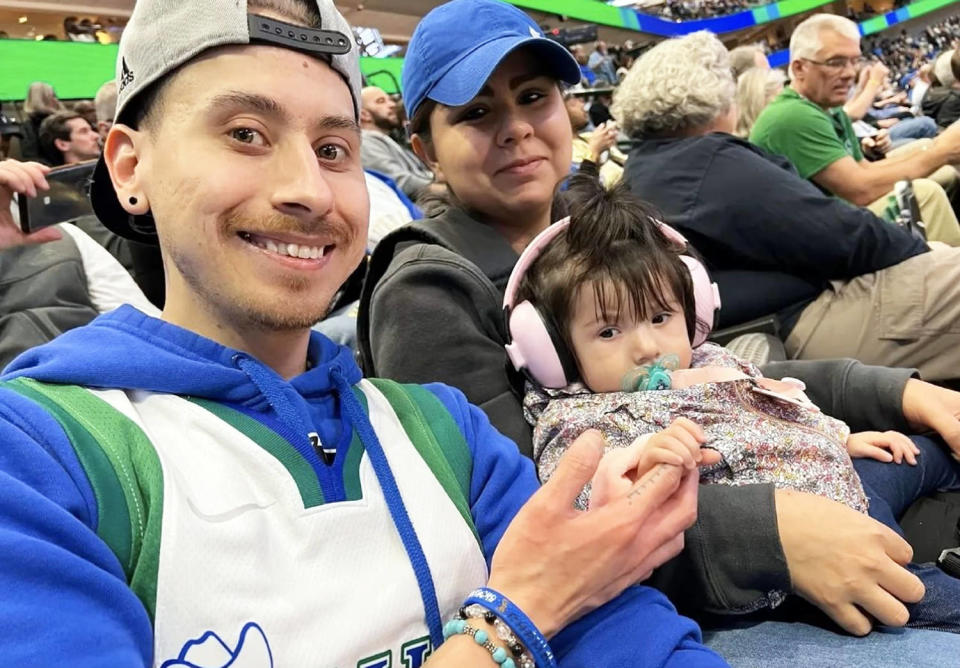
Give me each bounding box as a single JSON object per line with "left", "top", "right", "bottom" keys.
{"left": 332, "top": 366, "right": 444, "bottom": 649}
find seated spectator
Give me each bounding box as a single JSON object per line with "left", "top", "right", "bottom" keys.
{"left": 750, "top": 15, "right": 960, "bottom": 245}
{"left": 0, "top": 160, "right": 155, "bottom": 367}
{"left": 359, "top": 86, "right": 439, "bottom": 199}
{"left": 844, "top": 61, "right": 940, "bottom": 152}
{"left": 729, "top": 43, "right": 769, "bottom": 79}
{"left": 735, "top": 66, "right": 785, "bottom": 137}
{"left": 923, "top": 49, "right": 960, "bottom": 128}
{"left": 71, "top": 101, "right": 98, "bottom": 130}
{"left": 565, "top": 90, "right": 624, "bottom": 187}
{"left": 616, "top": 29, "right": 960, "bottom": 385}
{"left": 38, "top": 111, "right": 100, "bottom": 166}
{"left": 93, "top": 80, "right": 117, "bottom": 144}
{"left": 571, "top": 45, "right": 597, "bottom": 86}
{"left": 12, "top": 82, "right": 64, "bottom": 163}
{"left": 909, "top": 63, "right": 933, "bottom": 110}
{"left": 588, "top": 41, "right": 618, "bottom": 85}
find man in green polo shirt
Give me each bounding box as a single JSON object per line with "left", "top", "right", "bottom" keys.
{"left": 751, "top": 13, "right": 960, "bottom": 245}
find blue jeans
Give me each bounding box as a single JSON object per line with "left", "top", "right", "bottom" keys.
{"left": 854, "top": 435, "right": 960, "bottom": 632}
{"left": 703, "top": 622, "right": 960, "bottom": 667}
{"left": 888, "top": 116, "right": 939, "bottom": 147}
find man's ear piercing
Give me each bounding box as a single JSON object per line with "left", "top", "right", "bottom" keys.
{"left": 129, "top": 196, "right": 138, "bottom": 205}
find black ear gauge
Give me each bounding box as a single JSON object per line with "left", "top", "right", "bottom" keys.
{"left": 128, "top": 196, "right": 138, "bottom": 206}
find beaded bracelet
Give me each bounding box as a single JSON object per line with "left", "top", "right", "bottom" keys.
{"left": 464, "top": 588, "right": 556, "bottom": 668}
{"left": 443, "top": 619, "right": 516, "bottom": 667}
{"left": 458, "top": 604, "right": 535, "bottom": 668}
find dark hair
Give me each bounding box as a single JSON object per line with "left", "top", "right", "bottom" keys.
{"left": 123, "top": 0, "right": 323, "bottom": 130}
{"left": 516, "top": 173, "right": 700, "bottom": 359}
{"left": 38, "top": 110, "right": 86, "bottom": 164}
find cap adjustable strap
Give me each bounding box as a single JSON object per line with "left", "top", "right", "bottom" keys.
{"left": 247, "top": 14, "right": 352, "bottom": 56}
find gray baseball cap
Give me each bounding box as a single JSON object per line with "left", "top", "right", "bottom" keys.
{"left": 90, "top": 0, "right": 362, "bottom": 244}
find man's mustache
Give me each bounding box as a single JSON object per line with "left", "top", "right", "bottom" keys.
{"left": 222, "top": 210, "right": 355, "bottom": 246}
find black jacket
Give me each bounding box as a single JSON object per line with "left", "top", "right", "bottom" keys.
{"left": 0, "top": 233, "right": 99, "bottom": 369}
{"left": 623, "top": 133, "right": 928, "bottom": 332}
{"left": 357, "top": 202, "right": 917, "bottom": 616}
{"left": 921, "top": 86, "right": 960, "bottom": 128}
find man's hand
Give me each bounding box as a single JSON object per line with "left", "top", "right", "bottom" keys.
{"left": 870, "top": 61, "right": 890, "bottom": 83}
{"left": 776, "top": 489, "right": 924, "bottom": 635}
{"left": 846, "top": 430, "right": 919, "bottom": 465}
{"left": 872, "top": 128, "right": 892, "bottom": 155}
{"left": 902, "top": 378, "right": 960, "bottom": 459}
{"left": 487, "top": 430, "right": 701, "bottom": 637}
{"left": 589, "top": 418, "right": 720, "bottom": 508}
{"left": 0, "top": 159, "right": 62, "bottom": 249}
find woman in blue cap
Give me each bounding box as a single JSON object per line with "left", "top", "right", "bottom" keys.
{"left": 358, "top": 2, "right": 960, "bottom": 664}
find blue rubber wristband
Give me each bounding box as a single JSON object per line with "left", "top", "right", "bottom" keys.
{"left": 464, "top": 587, "right": 556, "bottom": 668}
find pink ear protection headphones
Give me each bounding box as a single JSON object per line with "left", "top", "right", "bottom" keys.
{"left": 503, "top": 217, "right": 722, "bottom": 389}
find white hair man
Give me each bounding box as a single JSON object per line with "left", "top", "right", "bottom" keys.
{"left": 750, "top": 14, "right": 960, "bottom": 244}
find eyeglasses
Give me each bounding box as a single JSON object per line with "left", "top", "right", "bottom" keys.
{"left": 802, "top": 56, "right": 868, "bottom": 72}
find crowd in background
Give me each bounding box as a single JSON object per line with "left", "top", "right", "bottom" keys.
{"left": 643, "top": 0, "right": 754, "bottom": 21}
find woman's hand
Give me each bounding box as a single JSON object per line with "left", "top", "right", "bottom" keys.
{"left": 902, "top": 378, "right": 960, "bottom": 460}
{"left": 846, "top": 430, "right": 919, "bottom": 465}
{"left": 775, "top": 489, "right": 924, "bottom": 635}
{"left": 486, "top": 430, "right": 701, "bottom": 638}
{"left": 586, "top": 122, "right": 618, "bottom": 162}
{"left": 0, "top": 159, "right": 62, "bottom": 249}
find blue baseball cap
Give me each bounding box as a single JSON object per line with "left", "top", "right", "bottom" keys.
{"left": 401, "top": 0, "right": 582, "bottom": 120}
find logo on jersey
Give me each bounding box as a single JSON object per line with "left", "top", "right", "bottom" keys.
{"left": 160, "top": 622, "right": 273, "bottom": 668}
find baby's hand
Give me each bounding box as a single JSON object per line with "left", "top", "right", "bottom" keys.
{"left": 589, "top": 418, "right": 717, "bottom": 509}
{"left": 846, "top": 431, "right": 920, "bottom": 465}
{"left": 637, "top": 418, "right": 710, "bottom": 477}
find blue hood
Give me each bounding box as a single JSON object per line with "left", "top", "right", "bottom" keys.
{"left": 2, "top": 305, "right": 362, "bottom": 411}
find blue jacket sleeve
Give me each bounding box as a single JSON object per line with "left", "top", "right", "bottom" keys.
{"left": 554, "top": 586, "right": 729, "bottom": 668}
{"left": 424, "top": 384, "right": 729, "bottom": 668}
{"left": 0, "top": 388, "right": 152, "bottom": 666}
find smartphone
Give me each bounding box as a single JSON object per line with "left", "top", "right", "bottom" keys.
{"left": 16, "top": 160, "right": 97, "bottom": 234}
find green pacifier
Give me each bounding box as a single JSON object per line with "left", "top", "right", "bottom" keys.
{"left": 620, "top": 354, "right": 680, "bottom": 392}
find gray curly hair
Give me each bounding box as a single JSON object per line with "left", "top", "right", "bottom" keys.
{"left": 612, "top": 31, "right": 735, "bottom": 138}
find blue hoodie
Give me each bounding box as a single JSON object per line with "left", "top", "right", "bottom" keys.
{"left": 0, "top": 305, "right": 726, "bottom": 667}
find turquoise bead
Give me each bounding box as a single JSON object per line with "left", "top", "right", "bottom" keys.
{"left": 474, "top": 629, "right": 489, "bottom": 644}
{"left": 443, "top": 620, "right": 458, "bottom": 639}
{"left": 492, "top": 647, "right": 508, "bottom": 662}
{"left": 501, "top": 659, "right": 516, "bottom": 668}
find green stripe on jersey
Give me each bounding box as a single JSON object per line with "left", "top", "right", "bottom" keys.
{"left": 365, "top": 379, "right": 478, "bottom": 545}
{"left": 2, "top": 378, "right": 165, "bottom": 620}
{"left": 187, "top": 398, "right": 324, "bottom": 508}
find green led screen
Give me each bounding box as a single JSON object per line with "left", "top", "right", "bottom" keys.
{"left": 0, "top": 40, "right": 405, "bottom": 101}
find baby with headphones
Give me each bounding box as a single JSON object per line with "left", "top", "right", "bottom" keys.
{"left": 505, "top": 174, "right": 960, "bottom": 615}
